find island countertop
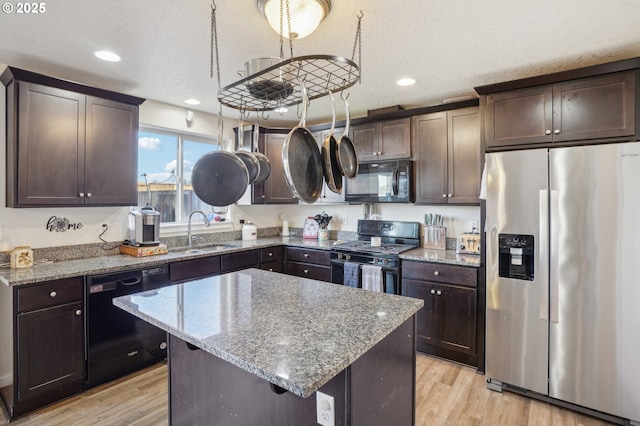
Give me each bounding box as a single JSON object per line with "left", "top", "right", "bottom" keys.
{"left": 113, "top": 268, "right": 423, "bottom": 398}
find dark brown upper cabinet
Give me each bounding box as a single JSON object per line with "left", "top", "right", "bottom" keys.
{"left": 2, "top": 67, "right": 144, "bottom": 207}
{"left": 250, "top": 129, "right": 298, "bottom": 205}
{"left": 413, "top": 107, "right": 481, "bottom": 205}
{"left": 349, "top": 117, "right": 411, "bottom": 162}
{"left": 482, "top": 69, "right": 638, "bottom": 149}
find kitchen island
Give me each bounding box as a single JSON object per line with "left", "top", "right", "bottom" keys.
{"left": 113, "top": 268, "right": 423, "bottom": 425}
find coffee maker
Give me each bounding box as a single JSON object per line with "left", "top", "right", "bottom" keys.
{"left": 128, "top": 206, "right": 161, "bottom": 246}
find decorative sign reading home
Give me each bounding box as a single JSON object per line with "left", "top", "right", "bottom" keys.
{"left": 46, "top": 216, "right": 83, "bottom": 232}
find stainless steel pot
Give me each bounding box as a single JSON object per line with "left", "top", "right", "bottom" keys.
{"left": 282, "top": 81, "right": 323, "bottom": 204}
{"left": 244, "top": 57, "right": 293, "bottom": 101}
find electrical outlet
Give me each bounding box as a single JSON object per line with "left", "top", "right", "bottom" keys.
{"left": 341, "top": 215, "right": 348, "bottom": 225}
{"left": 279, "top": 212, "right": 285, "bottom": 220}
{"left": 316, "top": 391, "right": 335, "bottom": 426}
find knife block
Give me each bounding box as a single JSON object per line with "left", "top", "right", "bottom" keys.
{"left": 423, "top": 226, "right": 446, "bottom": 250}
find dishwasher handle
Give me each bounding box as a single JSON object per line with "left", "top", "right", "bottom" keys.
{"left": 121, "top": 277, "right": 142, "bottom": 286}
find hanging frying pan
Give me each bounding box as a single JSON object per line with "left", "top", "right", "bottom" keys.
{"left": 252, "top": 124, "right": 272, "bottom": 184}
{"left": 321, "top": 92, "right": 342, "bottom": 194}
{"left": 282, "top": 81, "right": 323, "bottom": 204}
{"left": 191, "top": 151, "right": 249, "bottom": 207}
{"left": 235, "top": 116, "right": 261, "bottom": 184}
{"left": 336, "top": 95, "right": 359, "bottom": 179}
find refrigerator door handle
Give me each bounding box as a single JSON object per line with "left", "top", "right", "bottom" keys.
{"left": 539, "top": 190, "right": 549, "bottom": 321}
{"left": 549, "top": 189, "right": 560, "bottom": 323}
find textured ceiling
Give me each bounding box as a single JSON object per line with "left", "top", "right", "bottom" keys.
{"left": 1, "top": 0, "right": 639, "bottom": 126}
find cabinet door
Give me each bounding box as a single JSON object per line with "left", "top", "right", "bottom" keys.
{"left": 221, "top": 250, "right": 260, "bottom": 273}
{"left": 15, "top": 83, "right": 86, "bottom": 206}
{"left": 17, "top": 301, "right": 84, "bottom": 402}
{"left": 263, "top": 133, "right": 298, "bottom": 204}
{"left": 85, "top": 97, "right": 138, "bottom": 205}
{"left": 378, "top": 118, "right": 411, "bottom": 160}
{"left": 434, "top": 285, "right": 477, "bottom": 355}
{"left": 350, "top": 123, "right": 378, "bottom": 162}
{"left": 412, "top": 112, "right": 448, "bottom": 204}
{"left": 552, "top": 71, "right": 637, "bottom": 142}
{"left": 402, "top": 279, "right": 436, "bottom": 347}
{"left": 448, "top": 107, "right": 481, "bottom": 204}
{"left": 485, "top": 85, "right": 553, "bottom": 148}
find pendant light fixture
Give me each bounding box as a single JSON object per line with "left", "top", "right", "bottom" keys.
{"left": 257, "top": 0, "right": 331, "bottom": 39}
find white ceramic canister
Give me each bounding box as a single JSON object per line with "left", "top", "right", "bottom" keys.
{"left": 241, "top": 222, "right": 258, "bottom": 241}
{"left": 11, "top": 246, "right": 34, "bottom": 268}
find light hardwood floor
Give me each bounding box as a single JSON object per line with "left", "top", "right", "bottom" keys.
{"left": 1, "top": 355, "right": 615, "bottom": 426}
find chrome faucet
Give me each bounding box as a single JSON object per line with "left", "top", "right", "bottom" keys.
{"left": 187, "top": 210, "right": 210, "bottom": 248}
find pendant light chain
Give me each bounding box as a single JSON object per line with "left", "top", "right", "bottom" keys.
{"left": 279, "top": 0, "right": 284, "bottom": 60}
{"left": 286, "top": 0, "right": 294, "bottom": 59}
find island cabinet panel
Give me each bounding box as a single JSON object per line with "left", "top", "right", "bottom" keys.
{"left": 285, "top": 247, "right": 331, "bottom": 282}
{"left": 7, "top": 277, "right": 85, "bottom": 419}
{"left": 402, "top": 261, "right": 479, "bottom": 367}
{"left": 350, "top": 118, "right": 411, "bottom": 162}
{"left": 260, "top": 246, "right": 284, "bottom": 273}
{"left": 221, "top": 249, "right": 261, "bottom": 273}
{"left": 484, "top": 70, "right": 638, "bottom": 149}
{"left": 2, "top": 67, "right": 143, "bottom": 207}
{"left": 170, "top": 256, "right": 221, "bottom": 283}
{"left": 167, "top": 317, "right": 416, "bottom": 425}
{"left": 413, "top": 106, "right": 481, "bottom": 205}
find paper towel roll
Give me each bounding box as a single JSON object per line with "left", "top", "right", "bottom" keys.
{"left": 281, "top": 220, "right": 289, "bottom": 236}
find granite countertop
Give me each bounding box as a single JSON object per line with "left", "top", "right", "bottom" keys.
{"left": 400, "top": 247, "right": 481, "bottom": 267}
{"left": 0, "top": 236, "right": 481, "bottom": 287}
{"left": 112, "top": 268, "right": 424, "bottom": 398}
{"left": 0, "top": 237, "right": 338, "bottom": 287}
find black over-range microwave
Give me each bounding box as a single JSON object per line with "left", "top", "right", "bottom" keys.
{"left": 345, "top": 159, "right": 413, "bottom": 203}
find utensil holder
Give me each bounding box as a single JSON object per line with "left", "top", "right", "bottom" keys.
{"left": 423, "top": 226, "right": 446, "bottom": 250}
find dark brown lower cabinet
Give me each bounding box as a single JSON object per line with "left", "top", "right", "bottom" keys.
{"left": 285, "top": 247, "right": 331, "bottom": 282}
{"left": 402, "top": 260, "right": 479, "bottom": 367}
{"left": 260, "top": 246, "right": 284, "bottom": 273}
{"left": 1, "top": 277, "right": 85, "bottom": 419}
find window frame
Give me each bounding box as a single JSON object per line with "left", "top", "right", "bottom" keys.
{"left": 138, "top": 125, "right": 234, "bottom": 235}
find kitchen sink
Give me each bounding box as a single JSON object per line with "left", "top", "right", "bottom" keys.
{"left": 173, "top": 244, "right": 235, "bottom": 254}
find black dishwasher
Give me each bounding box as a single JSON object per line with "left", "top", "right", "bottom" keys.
{"left": 85, "top": 265, "right": 170, "bottom": 388}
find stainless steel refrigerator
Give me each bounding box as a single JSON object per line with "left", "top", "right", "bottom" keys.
{"left": 485, "top": 142, "right": 640, "bottom": 423}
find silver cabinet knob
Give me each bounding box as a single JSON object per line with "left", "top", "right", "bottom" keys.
{"left": 268, "top": 252, "right": 273, "bottom": 257}
{"left": 442, "top": 194, "right": 447, "bottom": 198}
{"left": 262, "top": 195, "right": 266, "bottom": 198}
{"left": 78, "top": 193, "right": 85, "bottom": 198}
{"left": 303, "top": 269, "right": 309, "bottom": 274}
{"left": 303, "top": 253, "right": 309, "bottom": 258}
{"left": 545, "top": 130, "right": 552, "bottom": 135}
{"left": 75, "top": 309, "right": 82, "bottom": 316}
{"left": 434, "top": 271, "right": 440, "bottom": 276}
{"left": 436, "top": 290, "right": 442, "bottom": 296}
{"left": 268, "top": 268, "right": 273, "bottom": 272}
{"left": 430, "top": 289, "right": 436, "bottom": 295}
{"left": 49, "top": 291, "right": 57, "bottom": 298}
{"left": 448, "top": 194, "right": 452, "bottom": 198}
{"left": 86, "top": 192, "right": 92, "bottom": 197}
{"left": 554, "top": 129, "right": 560, "bottom": 134}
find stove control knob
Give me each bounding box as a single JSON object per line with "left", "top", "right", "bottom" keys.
{"left": 383, "top": 259, "right": 389, "bottom": 265}
{"left": 346, "top": 254, "right": 351, "bottom": 261}
{"left": 337, "top": 253, "right": 343, "bottom": 259}
{"left": 373, "top": 258, "right": 378, "bottom": 264}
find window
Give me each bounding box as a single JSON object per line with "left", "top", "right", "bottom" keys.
{"left": 138, "top": 127, "right": 223, "bottom": 224}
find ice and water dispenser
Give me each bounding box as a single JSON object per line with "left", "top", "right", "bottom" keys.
{"left": 498, "top": 234, "right": 534, "bottom": 280}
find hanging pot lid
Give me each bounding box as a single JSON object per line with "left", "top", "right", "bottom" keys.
{"left": 282, "top": 81, "right": 323, "bottom": 204}
{"left": 191, "top": 151, "right": 249, "bottom": 207}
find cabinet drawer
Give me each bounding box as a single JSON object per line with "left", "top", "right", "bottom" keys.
{"left": 285, "top": 247, "right": 330, "bottom": 266}
{"left": 221, "top": 250, "right": 260, "bottom": 273}
{"left": 170, "top": 256, "right": 221, "bottom": 282}
{"left": 402, "top": 261, "right": 477, "bottom": 287}
{"left": 260, "top": 246, "right": 283, "bottom": 264}
{"left": 286, "top": 262, "right": 331, "bottom": 282}
{"left": 261, "top": 261, "right": 283, "bottom": 273}
{"left": 17, "top": 277, "right": 83, "bottom": 312}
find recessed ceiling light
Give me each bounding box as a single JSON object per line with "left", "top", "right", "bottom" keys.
{"left": 396, "top": 78, "right": 416, "bottom": 86}
{"left": 184, "top": 99, "right": 201, "bottom": 105}
{"left": 94, "top": 50, "right": 121, "bottom": 62}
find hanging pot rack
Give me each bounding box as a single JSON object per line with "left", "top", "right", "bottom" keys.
{"left": 211, "top": 1, "right": 362, "bottom": 113}
{"left": 217, "top": 55, "right": 359, "bottom": 112}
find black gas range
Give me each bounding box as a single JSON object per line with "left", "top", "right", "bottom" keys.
{"left": 330, "top": 220, "right": 421, "bottom": 294}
